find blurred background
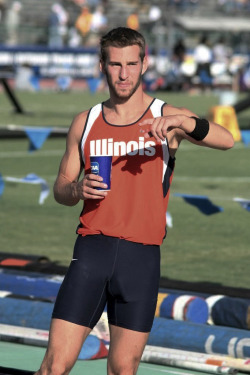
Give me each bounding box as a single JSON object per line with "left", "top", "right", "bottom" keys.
{"left": 1, "top": 4, "right": 250, "bottom": 372}
{"left": 0, "top": 0, "right": 250, "bottom": 291}
{"left": 0, "top": 0, "right": 250, "bottom": 94}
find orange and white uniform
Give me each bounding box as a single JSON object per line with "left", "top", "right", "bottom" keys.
{"left": 77, "top": 98, "right": 175, "bottom": 245}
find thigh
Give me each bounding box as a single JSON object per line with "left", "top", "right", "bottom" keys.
{"left": 39, "top": 318, "right": 91, "bottom": 375}
{"left": 107, "top": 324, "right": 149, "bottom": 375}
{"left": 108, "top": 240, "right": 160, "bottom": 332}
{"left": 52, "top": 235, "right": 116, "bottom": 328}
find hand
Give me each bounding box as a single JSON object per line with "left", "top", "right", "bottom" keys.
{"left": 139, "top": 115, "right": 191, "bottom": 142}
{"left": 77, "top": 174, "right": 108, "bottom": 200}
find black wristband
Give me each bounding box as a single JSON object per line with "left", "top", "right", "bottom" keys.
{"left": 187, "top": 117, "right": 209, "bottom": 141}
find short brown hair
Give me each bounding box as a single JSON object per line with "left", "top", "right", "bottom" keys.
{"left": 100, "top": 27, "right": 146, "bottom": 63}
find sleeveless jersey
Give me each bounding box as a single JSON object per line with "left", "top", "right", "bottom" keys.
{"left": 77, "top": 98, "right": 175, "bottom": 245}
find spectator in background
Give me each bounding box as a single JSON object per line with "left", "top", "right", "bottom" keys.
{"left": 72, "top": 0, "right": 87, "bottom": 5}
{"left": 0, "top": 0, "right": 6, "bottom": 23}
{"left": 91, "top": 5, "right": 107, "bottom": 35}
{"left": 167, "top": 38, "right": 187, "bottom": 92}
{"left": 173, "top": 38, "right": 186, "bottom": 65}
{"left": 239, "top": 62, "right": 250, "bottom": 91}
{"left": 75, "top": 5, "right": 93, "bottom": 44}
{"left": 68, "top": 24, "right": 82, "bottom": 47}
{"left": 49, "top": 3, "right": 69, "bottom": 48}
{"left": 193, "top": 35, "right": 213, "bottom": 90}
{"left": 5, "top": 1, "right": 22, "bottom": 46}
{"left": 146, "top": 5, "right": 162, "bottom": 37}
{"left": 235, "top": 0, "right": 248, "bottom": 12}
{"left": 15, "top": 63, "right": 34, "bottom": 91}
{"left": 148, "top": 5, "right": 162, "bottom": 23}
{"left": 126, "top": 10, "right": 140, "bottom": 31}
{"left": 189, "top": 0, "right": 200, "bottom": 10}
{"left": 212, "top": 36, "right": 231, "bottom": 63}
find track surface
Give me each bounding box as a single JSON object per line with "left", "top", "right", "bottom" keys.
{"left": 0, "top": 342, "right": 234, "bottom": 375}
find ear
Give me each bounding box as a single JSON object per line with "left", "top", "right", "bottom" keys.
{"left": 141, "top": 56, "right": 148, "bottom": 75}
{"left": 100, "top": 60, "right": 105, "bottom": 74}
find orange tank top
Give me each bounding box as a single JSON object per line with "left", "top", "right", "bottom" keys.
{"left": 77, "top": 98, "right": 175, "bottom": 245}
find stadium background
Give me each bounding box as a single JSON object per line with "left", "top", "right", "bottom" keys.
{"left": 0, "top": 0, "right": 250, "bottom": 290}
{"left": 0, "top": 1, "right": 250, "bottom": 373}
{"left": 0, "top": 0, "right": 250, "bottom": 288}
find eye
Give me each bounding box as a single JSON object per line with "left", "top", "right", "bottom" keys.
{"left": 110, "top": 62, "right": 120, "bottom": 67}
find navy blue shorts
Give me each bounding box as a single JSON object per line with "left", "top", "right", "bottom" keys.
{"left": 52, "top": 234, "right": 160, "bottom": 332}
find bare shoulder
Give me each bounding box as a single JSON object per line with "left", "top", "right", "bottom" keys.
{"left": 68, "top": 109, "right": 90, "bottom": 142}
{"left": 163, "top": 103, "right": 196, "bottom": 117}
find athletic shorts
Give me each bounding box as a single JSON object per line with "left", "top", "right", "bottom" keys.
{"left": 52, "top": 234, "right": 160, "bottom": 332}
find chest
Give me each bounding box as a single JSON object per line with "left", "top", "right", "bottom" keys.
{"left": 84, "top": 114, "right": 160, "bottom": 159}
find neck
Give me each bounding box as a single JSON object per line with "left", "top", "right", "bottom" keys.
{"left": 103, "top": 89, "right": 153, "bottom": 125}
{"left": 108, "top": 85, "right": 146, "bottom": 112}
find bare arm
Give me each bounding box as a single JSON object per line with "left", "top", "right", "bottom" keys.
{"left": 139, "top": 105, "right": 234, "bottom": 152}
{"left": 54, "top": 112, "right": 108, "bottom": 206}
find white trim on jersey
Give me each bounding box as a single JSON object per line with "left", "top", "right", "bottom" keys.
{"left": 150, "top": 99, "right": 170, "bottom": 183}
{"left": 81, "top": 103, "right": 102, "bottom": 165}
{"left": 161, "top": 142, "right": 169, "bottom": 183}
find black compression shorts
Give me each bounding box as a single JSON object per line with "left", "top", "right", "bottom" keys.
{"left": 52, "top": 234, "right": 160, "bottom": 332}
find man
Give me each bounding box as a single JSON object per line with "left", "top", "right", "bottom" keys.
{"left": 36, "top": 27, "right": 234, "bottom": 375}
{"left": 193, "top": 35, "right": 213, "bottom": 90}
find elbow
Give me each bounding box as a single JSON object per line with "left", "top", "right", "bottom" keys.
{"left": 53, "top": 185, "right": 64, "bottom": 205}
{"left": 53, "top": 181, "right": 79, "bottom": 207}
{"left": 219, "top": 131, "right": 234, "bottom": 151}
{"left": 53, "top": 182, "right": 61, "bottom": 202}
{"left": 229, "top": 138, "right": 235, "bottom": 150}
{"left": 225, "top": 133, "right": 235, "bottom": 150}
{"left": 53, "top": 189, "right": 77, "bottom": 206}
{"left": 53, "top": 191, "right": 62, "bottom": 205}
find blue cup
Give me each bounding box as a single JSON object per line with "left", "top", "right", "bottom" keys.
{"left": 90, "top": 155, "right": 112, "bottom": 191}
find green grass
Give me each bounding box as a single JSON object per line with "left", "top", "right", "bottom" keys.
{"left": 164, "top": 142, "right": 250, "bottom": 286}
{"left": 0, "top": 90, "right": 250, "bottom": 289}
{"left": 1, "top": 90, "right": 250, "bottom": 128}
{"left": 0, "top": 90, "right": 109, "bottom": 127}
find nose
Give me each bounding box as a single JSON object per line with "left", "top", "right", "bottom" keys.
{"left": 119, "top": 66, "right": 128, "bottom": 80}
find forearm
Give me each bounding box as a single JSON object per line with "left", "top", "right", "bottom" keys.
{"left": 53, "top": 175, "right": 80, "bottom": 206}
{"left": 197, "top": 121, "right": 234, "bottom": 150}
{"left": 139, "top": 105, "right": 234, "bottom": 151}
{"left": 181, "top": 116, "right": 234, "bottom": 150}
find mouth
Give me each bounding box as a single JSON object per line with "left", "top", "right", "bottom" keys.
{"left": 117, "top": 81, "right": 130, "bottom": 88}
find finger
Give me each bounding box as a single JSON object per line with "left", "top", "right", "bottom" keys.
{"left": 84, "top": 185, "right": 108, "bottom": 197}
{"left": 92, "top": 181, "right": 108, "bottom": 189}
{"left": 156, "top": 118, "right": 168, "bottom": 140}
{"left": 149, "top": 118, "right": 163, "bottom": 142}
{"left": 149, "top": 128, "right": 162, "bottom": 143}
{"left": 84, "top": 192, "right": 107, "bottom": 199}
{"left": 138, "top": 118, "right": 155, "bottom": 126}
{"left": 84, "top": 175, "right": 107, "bottom": 189}
{"left": 86, "top": 174, "right": 104, "bottom": 182}
{"left": 82, "top": 178, "right": 107, "bottom": 199}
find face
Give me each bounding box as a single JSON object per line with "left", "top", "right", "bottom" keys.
{"left": 100, "top": 45, "right": 147, "bottom": 100}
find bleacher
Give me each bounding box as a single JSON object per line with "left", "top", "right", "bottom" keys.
{"left": 1, "top": 0, "right": 250, "bottom": 47}
{"left": 0, "top": 0, "right": 80, "bottom": 45}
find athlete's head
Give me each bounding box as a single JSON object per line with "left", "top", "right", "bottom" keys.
{"left": 99, "top": 28, "right": 147, "bottom": 101}
{"left": 100, "top": 27, "right": 146, "bottom": 64}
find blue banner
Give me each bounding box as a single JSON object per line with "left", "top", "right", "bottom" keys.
{"left": 174, "top": 193, "right": 224, "bottom": 215}
{"left": 24, "top": 127, "right": 52, "bottom": 152}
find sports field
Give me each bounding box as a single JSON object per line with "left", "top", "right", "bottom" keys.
{"left": 0, "top": 89, "right": 249, "bottom": 289}
{"left": 2, "top": 342, "right": 241, "bottom": 375}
